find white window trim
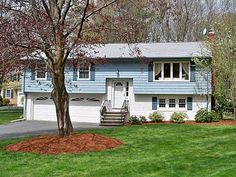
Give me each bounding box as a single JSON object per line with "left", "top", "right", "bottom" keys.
{"left": 158, "top": 97, "right": 187, "bottom": 111}
{"left": 169, "top": 98, "right": 176, "bottom": 108}
{"left": 153, "top": 61, "right": 190, "bottom": 81}
{"left": 179, "top": 98, "right": 186, "bottom": 108}
{"left": 159, "top": 98, "right": 166, "bottom": 108}
{"left": 6, "top": 89, "right": 12, "bottom": 98}
{"left": 35, "top": 65, "right": 47, "bottom": 80}
{"left": 36, "top": 71, "right": 47, "bottom": 80}
{"left": 77, "top": 65, "right": 90, "bottom": 80}
{"left": 5, "top": 89, "right": 14, "bottom": 99}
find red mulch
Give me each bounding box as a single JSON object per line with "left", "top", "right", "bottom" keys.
{"left": 143, "top": 120, "right": 236, "bottom": 126}
{"left": 5, "top": 133, "right": 123, "bottom": 155}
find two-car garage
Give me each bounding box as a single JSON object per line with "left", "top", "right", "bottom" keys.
{"left": 26, "top": 94, "right": 104, "bottom": 123}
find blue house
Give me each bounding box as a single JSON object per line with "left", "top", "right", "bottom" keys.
{"left": 23, "top": 42, "right": 211, "bottom": 125}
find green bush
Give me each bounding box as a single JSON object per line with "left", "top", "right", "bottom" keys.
{"left": 129, "top": 115, "right": 142, "bottom": 125}
{"left": 149, "top": 111, "right": 164, "bottom": 122}
{"left": 195, "top": 109, "right": 220, "bottom": 122}
{"left": 208, "top": 110, "right": 220, "bottom": 122}
{"left": 195, "top": 109, "right": 210, "bottom": 122}
{"left": 0, "top": 96, "right": 3, "bottom": 106}
{"left": 215, "top": 96, "right": 234, "bottom": 113}
{"left": 170, "top": 112, "right": 188, "bottom": 123}
{"left": 222, "top": 112, "right": 235, "bottom": 120}
{"left": 139, "top": 115, "right": 147, "bottom": 123}
{"left": 2, "top": 98, "right": 10, "bottom": 106}
{"left": 129, "top": 115, "right": 147, "bottom": 125}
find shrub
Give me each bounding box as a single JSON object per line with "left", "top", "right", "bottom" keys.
{"left": 222, "top": 112, "right": 235, "bottom": 120}
{"left": 2, "top": 98, "right": 10, "bottom": 106}
{"left": 170, "top": 112, "right": 188, "bottom": 123}
{"left": 149, "top": 111, "right": 164, "bottom": 122}
{"left": 129, "top": 115, "right": 142, "bottom": 125}
{"left": 0, "top": 96, "right": 2, "bottom": 106}
{"left": 195, "top": 109, "right": 210, "bottom": 122}
{"left": 215, "top": 95, "right": 234, "bottom": 114}
{"left": 195, "top": 109, "right": 221, "bottom": 122}
{"left": 139, "top": 115, "right": 147, "bottom": 123}
{"left": 208, "top": 110, "right": 220, "bottom": 122}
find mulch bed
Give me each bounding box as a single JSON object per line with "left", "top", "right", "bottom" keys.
{"left": 143, "top": 120, "right": 236, "bottom": 126}
{"left": 4, "top": 133, "right": 123, "bottom": 155}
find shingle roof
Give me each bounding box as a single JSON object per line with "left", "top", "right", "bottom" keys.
{"left": 91, "top": 42, "right": 211, "bottom": 59}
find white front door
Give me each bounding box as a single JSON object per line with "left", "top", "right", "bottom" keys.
{"left": 113, "top": 81, "right": 125, "bottom": 108}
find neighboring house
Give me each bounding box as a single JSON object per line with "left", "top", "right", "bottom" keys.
{"left": 23, "top": 42, "right": 211, "bottom": 125}
{"left": 0, "top": 73, "right": 24, "bottom": 107}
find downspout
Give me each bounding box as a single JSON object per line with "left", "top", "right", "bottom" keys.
{"left": 206, "top": 70, "right": 209, "bottom": 111}
{"left": 23, "top": 68, "right": 27, "bottom": 119}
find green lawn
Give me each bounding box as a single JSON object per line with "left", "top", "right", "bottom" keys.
{"left": 0, "top": 111, "right": 23, "bottom": 124}
{"left": 0, "top": 124, "right": 236, "bottom": 177}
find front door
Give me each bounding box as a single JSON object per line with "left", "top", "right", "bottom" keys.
{"left": 113, "top": 81, "right": 125, "bottom": 108}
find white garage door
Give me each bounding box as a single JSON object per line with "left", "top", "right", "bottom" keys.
{"left": 33, "top": 95, "right": 101, "bottom": 123}
{"left": 33, "top": 96, "right": 57, "bottom": 121}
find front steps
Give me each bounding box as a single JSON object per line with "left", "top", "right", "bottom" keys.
{"left": 100, "top": 112, "right": 126, "bottom": 126}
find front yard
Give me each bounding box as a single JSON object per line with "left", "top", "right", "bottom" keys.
{"left": 0, "top": 111, "right": 23, "bottom": 124}
{"left": 0, "top": 124, "right": 236, "bottom": 177}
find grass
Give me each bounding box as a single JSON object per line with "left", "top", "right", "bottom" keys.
{"left": 0, "top": 111, "right": 23, "bottom": 124}
{"left": 0, "top": 124, "right": 236, "bottom": 177}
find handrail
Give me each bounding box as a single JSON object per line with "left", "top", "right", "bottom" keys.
{"left": 100, "top": 100, "right": 129, "bottom": 125}
{"left": 121, "top": 100, "right": 129, "bottom": 113}
{"left": 100, "top": 100, "right": 106, "bottom": 114}
{"left": 100, "top": 100, "right": 111, "bottom": 115}
{"left": 121, "top": 100, "right": 130, "bottom": 124}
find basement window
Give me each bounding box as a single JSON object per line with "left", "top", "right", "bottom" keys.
{"left": 179, "top": 99, "right": 186, "bottom": 108}
{"left": 159, "top": 99, "right": 166, "bottom": 108}
{"left": 169, "top": 99, "right": 176, "bottom": 108}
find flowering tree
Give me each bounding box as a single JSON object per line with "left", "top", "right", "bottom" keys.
{"left": 0, "top": 3, "right": 24, "bottom": 94}
{"left": 212, "top": 13, "right": 236, "bottom": 118}
{"left": 0, "top": 0, "right": 118, "bottom": 137}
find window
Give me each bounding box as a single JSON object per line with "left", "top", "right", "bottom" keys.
{"left": 154, "top": 62, "right": 190, "bottom": 81}
{"left": 87, "top": 98, "right": 100, "bottom": 102}
{"left": 36, "top": 97, "right": 48, "bottom": 101}
{"left": 169, "top": 99, "right": 176, "bottom": 108}
{"left": 154, "top": 63, "right": 162, "bottom": 80}
{"left": 6, "top": 89, "right": 12, "bottom": 98}
{"left": 179, "top": 99, "right": 186, "bottom": 108}
{"left": 71, "top": 98, "right": 84, "bottom": 102}
{"left": 159, "top": 98, "right": 166, "bottom": 108}
{"left": 164, "top": 63, "right": 171, "bottom": 79}
{"left": 78, "top": 66, "right": 90, "bottom": 79}
{"left": 36, "top": 63, "right": 47, "bottom": 80}
{"left": 182, "top": 63, "right": 189, "bottom": 80}
{"left": 173, "top": 63, "right": 180, "bottom": 79}
{"left": 10, "top": 73, "right": 20, "bottom": 82}
{"left": 126, "top": 82, "right": 129, "bottom": 97}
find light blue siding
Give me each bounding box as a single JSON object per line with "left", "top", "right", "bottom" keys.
{"left": 23, "top": 59, "right": 211, "bottom": 95}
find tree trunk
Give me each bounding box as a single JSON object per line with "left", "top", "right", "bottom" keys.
{"left": 234, "top": 105, "right": 236, "bottom": 120}
{"left": 51, "top": 69, "right": 73, "bottom": 137}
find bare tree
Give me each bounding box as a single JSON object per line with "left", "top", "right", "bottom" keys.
{"left": 95, "top": 0, "right": 155, "bottom": 43}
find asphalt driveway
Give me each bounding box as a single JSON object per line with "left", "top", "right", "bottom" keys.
{"left": 0, "top": 120, "right": 111, "bottom": 140}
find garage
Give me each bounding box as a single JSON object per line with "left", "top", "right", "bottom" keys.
{"left": 32, "top": 94, "right": 103, "bottom": 123}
